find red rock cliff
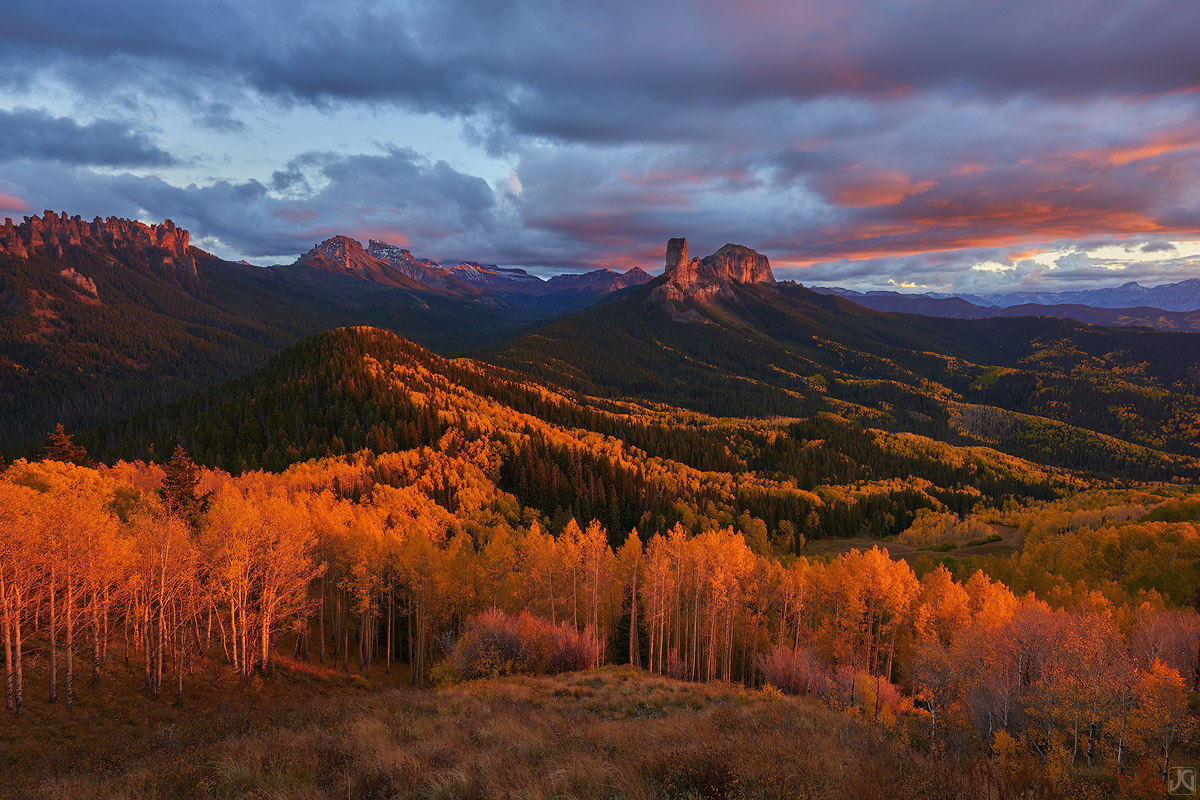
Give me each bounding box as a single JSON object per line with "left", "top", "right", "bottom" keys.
{"left": 0, "top": 211, "right": 196, "bottom": 274}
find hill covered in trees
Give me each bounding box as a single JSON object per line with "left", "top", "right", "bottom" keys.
{"left": 0, "top": 242, "right": 537, "bottom": 458}
{"left": 5, "top": 238, "right": 1200, "bottom": 798}
{"left": 95, "top": 326, "right": 1110, "bottom": 547}
{"left": 493, "top": 278, "right": 1200, "bottom": 479}
{"left": 0, "top": 213, "right": 651, "bottom": 458}
{"left": 1, "top": 429, "right": 1197, "bottom": 798}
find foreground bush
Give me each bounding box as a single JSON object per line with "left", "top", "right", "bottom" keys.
{"left": 755, "top": 643, "right": 830, "bottom": 697}
{"left": 450, "top": 610, "right": 602, "bottom": 679}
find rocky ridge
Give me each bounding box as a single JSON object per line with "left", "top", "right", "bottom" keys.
{"left": 0, "top": 211, "right": 196, "bottom": 275}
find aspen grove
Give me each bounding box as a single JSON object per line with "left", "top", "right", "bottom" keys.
{"left": 0, "top": 449, "right": 1196, "bottom": 785}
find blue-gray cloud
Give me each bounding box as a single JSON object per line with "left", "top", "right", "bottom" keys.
{"left": 0, "top": 107, "right": 175, "bottom": 166}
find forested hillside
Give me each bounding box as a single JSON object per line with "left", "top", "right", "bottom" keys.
{"left": 0, "top": 244, "right": 537, "bottom": 457}
{"left": 494, "top": 281, "right": 1200, "bottom": 478}
{"left": 7, "top": 258, "right": 1200, "bottom": 799}
{"left": 94, "top": 327, "right": 1108, "bottom": 546}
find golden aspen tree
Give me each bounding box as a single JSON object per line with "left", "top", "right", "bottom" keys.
{"left": 614, "top": 529, "right": 642, "bottom": 668}
{"left": 1130, "top": 659, "right": 1197, "bottom": 781}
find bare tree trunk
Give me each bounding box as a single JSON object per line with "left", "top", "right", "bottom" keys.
{"left": 48, "top": 572, "right": 57, "bottom": 703}
{"left": 92, "top": 588, "right": 101, "bottom": 684}
{"left": 365, "top": 610, "right": 372, "bottom": 679}
{"left": 155, "top": 603, "right": 164, "bottom": 695}
{"left": 176, "top": 627, "right": 183, "bottom": 704}
{"left": 629, "top": 565, "right": 638, "bottom": 667}
{"left": 102, "top": 585, "right": 110, "bottom": 663}
{"left": 65, "top": 575, "right": 74, "bottom": 711}
{"left": 260, "top": 606, "right": 270, "bottom": 673}
{"left": 2, "top": 573, "right": 13, "bottom": 711}
{"left": 143, "top": 599, "right": 151, "bottom": 691}
{"left": 229, "top": 598, "right": 238, "bottom": 674}
{"left": 386, "top": 584, "right": 393, "bottom": 675}
{"left": 13, "top": 584, "right": 23, "bottom": 714}
{"left": 319, "top": 577, "right": 326, "bottom": 664}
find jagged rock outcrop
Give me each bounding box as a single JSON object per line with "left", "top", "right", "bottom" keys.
{"left": 0, "top": 211, "right": 196, "bottom": 275}
{"left": 654, "top": 237, "right": 775, "bottom": 304}
{"left": 59, "top": 267, "right": 99, "bottom": 300}
{"left": 367, "top": 239, "right": 455, "bottom": 288}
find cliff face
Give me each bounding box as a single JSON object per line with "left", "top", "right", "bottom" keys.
{"left": 296, "top": 235, "right": 429, "bottom": 289}
{"left": 0, "top": 211, "right": 196, "bottom": 275}
{"left": 655, "top": 237, "right": 775, "bottom": 303}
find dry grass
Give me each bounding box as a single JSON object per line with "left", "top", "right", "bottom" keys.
{"left": 2, "top": 654, "right": 991, "bottom": 800}
{"left": 805, "top": 523, "right": 1022, "bottom": 562}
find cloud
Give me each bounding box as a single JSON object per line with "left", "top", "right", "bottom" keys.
{"left": 0, "top": 193, "right": 25, "bottom": 213}
{"left": 3, "top": 0, "right": 1200, "bottom": 291}
{"left": 5, "top": 1, "right": 1200, "bottom": 141}
{"left": 0, "top": 108, "right": 175, "bottom": 167}
{"left": 0, "top": 146, "right": 502, "bottom": 261}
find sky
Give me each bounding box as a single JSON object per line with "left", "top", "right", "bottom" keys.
{"left": 3, "top": 0, "right": 1200, "bottom": 292}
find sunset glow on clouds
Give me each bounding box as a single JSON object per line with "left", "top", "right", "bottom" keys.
{"left": 2, "top": 0, "right": 1199, "bottom": 290}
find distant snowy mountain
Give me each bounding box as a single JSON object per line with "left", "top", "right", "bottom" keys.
{"left": 810, "top": 286, "right": 1200, "bottom": 332}
{"left": 973, "top": 279, "right": 1200, "bottom": 311}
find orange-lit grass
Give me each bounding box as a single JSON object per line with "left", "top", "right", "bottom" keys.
{"left": 4, "top": 652, "right": 987, "bottom": 800}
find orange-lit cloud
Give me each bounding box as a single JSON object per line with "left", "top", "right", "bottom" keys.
{"left": 0, "top": 194, "right": 25, "bottom": 213}
{"left": 1005, "top": 248, "right": 1044, "bottom": 262}
{"left": 821, "top": 169, "right": 937, "bottom": 208}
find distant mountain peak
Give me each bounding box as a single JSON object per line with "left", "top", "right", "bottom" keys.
{"left": 293, "top": 234, "right": 652, "bottom": 305}
{"left": 297, "top": 235, "right": 426, "bottom": 289}
{"left": 657, "top": 237, "right": 775, "bottom": 303}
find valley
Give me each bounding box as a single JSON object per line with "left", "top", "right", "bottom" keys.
{"left": 0, "top": 222, "right": 1198, "bottom": 800}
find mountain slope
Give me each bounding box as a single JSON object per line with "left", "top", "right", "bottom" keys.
{"left": 489, "top": 239, "right": 1200, "bottom": 478}
{"left": 96, "top": 326, "right": 1098, "bottom": 545}
{"left": 0, "top": 215, "right": 537, "bottom": 455}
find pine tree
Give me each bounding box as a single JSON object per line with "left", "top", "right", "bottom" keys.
{"left": 161, "top": 446, "right": 203, "bottom": 524}
{"left": 43, "top": 424, "right": 91, "bottom": 467}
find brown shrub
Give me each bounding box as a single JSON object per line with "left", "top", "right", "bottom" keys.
{"left": 755, "top": 643, "right": 831, "bottom": 697}
{"left": 451, "top": 610, "right": 602, "bottom": 679}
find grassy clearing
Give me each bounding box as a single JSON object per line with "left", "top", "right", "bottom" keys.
{"left": 804, "top": 524, "right": 1021, "bottom": 563}
{"left": 2, "top": 654, "right": 981, "bottom": 800}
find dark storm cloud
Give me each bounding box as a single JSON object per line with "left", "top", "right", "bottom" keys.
{"left": 3, "top": 0, "right": 1200, "bottom": 287}
{"left": 0, "top": 147, "right": 500, "bottom": 260}
{"left": 0, "top": 108, "right": 175, "bottom": 167}
{"left": 5, "top": 0, "right": 1199, "bottom": 139}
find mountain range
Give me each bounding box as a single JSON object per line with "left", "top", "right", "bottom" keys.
{"left": 0, "top": 211, "right": 649, "bottom": 454}
{"left": 971, "top": 279, "right": 1200, "bottom": 310}
{"left": 6, "top": 211, "right": 1200, "bottom": 499}
{"left": 811, "top": 278, "right": 1200, "bottom": 311}
{"left": 812, "top": 286, "right": 1200, "bottom": 332}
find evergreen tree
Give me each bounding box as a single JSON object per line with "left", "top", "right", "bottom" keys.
{"left": 161, "top": 445, "right": 203, "bottom": 524}
{"left": 43, "top": 424, "right": 91, "bottom": 466}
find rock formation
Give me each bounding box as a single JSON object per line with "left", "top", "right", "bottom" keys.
{"left": 59, "top": 267, "right": 99, "bottom": 299}
{"left": 0, "top": 211, "right": 196, "bottom": 275}
{"left": 654, "top": 237, "right": 775, "bottom": 303}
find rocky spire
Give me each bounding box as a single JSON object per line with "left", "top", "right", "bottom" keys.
{"left": 657, "top": 237, "right": 775, "bottom": 302}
